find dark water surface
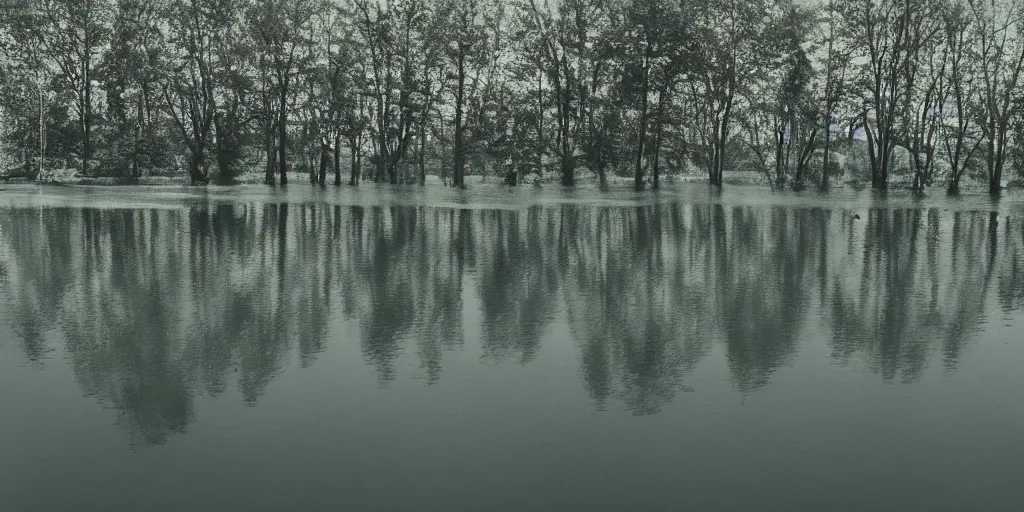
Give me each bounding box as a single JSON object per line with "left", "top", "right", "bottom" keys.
{"left": 2, "top": 184, "right": 1024, "bottom": 511}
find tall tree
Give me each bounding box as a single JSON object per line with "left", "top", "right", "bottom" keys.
{"left": 249, "top": 0, "right": 319, "bottom": 186}
{"left": 817, "top": 0, "right": 853, "bottom": 190}
{"left": 520, "top": 0, "right": 610, "bottom": 186}
{"left": 161, "top": 0, "right": 224, "bottom": 184}
{"left": 101, "top": 0, "right": 164, "bottom": 178}
{"left": 687, "top": 0, "right": 776, "bottom": 186}
{"left": 939, "top": 0, "right": 983, "bottom": 195}
{"left": 843, "top": 0, "right": 943, "bottom": 190}
{"left": 33, "top": 0, "right": 110, "bottom": 177}
{"left": 441, "top": 0, "right": 490, "bottom": 188}
{"left": 969, "top": 0, "right": 1024, "bottom": 195}
{"left": 619, "top": 0, "right": 691, "bottom": 190}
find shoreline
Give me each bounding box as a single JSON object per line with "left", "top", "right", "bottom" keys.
{"left": 3, "top": 171, "right": 1017, "bottom": 196}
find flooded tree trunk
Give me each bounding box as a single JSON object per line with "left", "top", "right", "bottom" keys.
{"left": 651, "top": 85, "right": 667, "bottom": 190}
{"left": 83, "top": 43, "right": 92, "bottom": 178}
{"left": 418, "top": 120, "right": 427, "bottom": 186}
{"left": 865, "top": 115, "right": 894, "bottom": 191}
{"left": 775, "top": 127, "right": 785, "bottom": 187}
{"left": 537, "top": 70, "right": 544, "bottom": 180}
{"left": 264, "top": 122, "right": 276, "bottom": 185}
{"left": 820, "top": 127, "right": 831, "bottom": 191}
{"left": 453, "top": 46, "right": 467, "bottom": 189}
{"left": 560, "top": 93, "right": 574, "bottom": 187}
{"left": 278, "top": 84, "right": 289, "bottom": 186}
{"left": 333, "top": 132, "right": 342, "bottom": 186}
{"left": 308, "top": 124, "right": 317, "bottom": 185}
{"left": 188, "top": 147, "right": 206, "bottom": 185}
{"left": 988, "top": 129, "right": 1005, "bottom": 195}
{"left": 132, "top": 100, "right": 142, "bottom": 180}
{"left": 634, "top": 49, "right": 650, "bottom": 192}
{"left": 348, "top": 136, "right": 360, "bottom": 186}
{"left": 318, "top": 139, "right": 329, "bottom": 186}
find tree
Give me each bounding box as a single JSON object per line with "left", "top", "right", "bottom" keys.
{"left": 31, "top": 0, "right": 110, "bottom": 177}
{"left": 412, "top": 0, "right": 449, "bottom": 185}
{"left": 519, "top": 0, "right": 611, "bottom": 187}
{"left": 161, "top": 0, "right": 223, "bottom": 184}
{"left": 817, "top": 0, "right": 854, "bottom": 190}
{"left": 249, "top": 0, "right": 320, "bottom": 186}
{"left": 353, "top": 0, "right": 423, "bottom": 184}
{"left": 209, "top": 0, "right": 255, "bottom": 183}
{"left": 939, "top": 0, "right": 984, "bottom": 195}
{"left": 100, "top": 0, "right": 164, "bottom": 178}
{"left": 687, "top": 0, "right": 777, "bottom": 186}
{"left": 737, "top": 1, "right": 816, "bottom": 189}
{"left": 969, "top": 0, "right": 1024, "bottom": 195}
{"left": 843, "top": 0, "right": 943, "bottom": 190}
{"left": 441, "top": 0, "right": 491, "bottom": 188}
{"left": 903, "top": 10, "right": 947, "bottom": 192}
{"left": 0, "top": 10, "right": 58, "bottom": 179}
{"left": 618, "top": 0, "right": 692, "bottom": 190}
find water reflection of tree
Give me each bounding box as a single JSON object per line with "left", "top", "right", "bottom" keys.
{"left": 0, "top": 209, "right": 76, "bottom": 362}
{"left": 0, "top": 205, "right": 335, "bottom": 445}
{"left": 334, "top": 206, "right": 468, "bottom": 384}
{"left": 476, "top": 208, "right": 560, "bottom": 365}
{"left": 3, "top": 198, "right": 1024, "bottom": 434}
{"left": 998, "top": 206, "right": 1024, "bottom": 314}
{"left": 563, "top": 205, "right": 711, "bottom": 414}
{"left": 719, "top": 207, "right": 815, "bottom": 393}
{"left": 824, "top": 208, "right": 996, "bottom": 382}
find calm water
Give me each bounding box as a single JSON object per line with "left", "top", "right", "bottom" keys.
{"left": 2, "top": 184, "right": 1024, "bottom": 511}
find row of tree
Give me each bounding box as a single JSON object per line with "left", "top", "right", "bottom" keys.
{"left": 3, "top": 0, "right": 1024, "bottom": 193}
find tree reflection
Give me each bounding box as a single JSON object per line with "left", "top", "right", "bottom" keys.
{"left": 2, "top": 196, "right": 1023, "bottom": 440}
{"left": 0, "top": 205, "right": 335, "bottom": 444}
{"left": 824, "top": 208, "right": 997, "bottom": 382}
{"left": 477, "top": 208, "right": 560, "bottom": 365}
{"left": 718, "top": 207, "right": 814, "bottom": 393}
{"left": 563, "top": 205, "right": 711, "bottom": 414}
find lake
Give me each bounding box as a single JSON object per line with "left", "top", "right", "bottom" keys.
{"left": 2, "top": 184, "right": 1023, "bottom": 511}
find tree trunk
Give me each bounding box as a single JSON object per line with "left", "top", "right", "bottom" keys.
{"left": 264, "top": 121, "right": 276, "bottom": 185}
{"left": 453, "top": 49, "right": 467, "bottom": 188}
{"left": 652, "top": 86, "right": 668, "bottom": 190}
{"left": 989, "top": 130, "right": 1004, "bottom": 195}
{"left": 560, "top": 94, "right": 574, "bottom": 186}
{"left": 635, "top": 97, "right": 648, "bottom": 191}
{"left": 318, "top": 140, "right": 329, "bottom": 186}
{"left": 334, "top": 132, "right": 342, "bottom": 186}
{"left": 652, "top": 127, "right": 663, "bottom": 190}
{"left": 132, "top": 124, "right": 140, "bottom": 179}
{"left": 990, "top": 165, "right": 1002, "bottom": 195}
{"left": 419, "top": 119, "right": 427, "bottom": 186}
{"left": 133, "top": 98, "right": 142, "bottom": 179}
{"left": 82, "top": 28, "right": 92, "bottom": 179}
{"left": 188, "top": 144, "right": 206, "bottom": 185}
{"left": 821, "top": 127, "right": 831, "bottom": 191}
{"left": 349, "top": 135, "right": 359, "bottom": 186}
{"left": 634, "top": 51, "right": 650, "bottom": 192}
{"left": 712, "top": 119, "right": 729, "bottom": 186}
{"left": 537, "top": 70, "right": 544, "bottom": 179}
{"left": 308, "top": 125, "right": 317, "bottom": 184}
{"left": 775, "top": 127, "right": 785, "bottom": 187}
{"left": 278, "top": 85, "right": 289, "bottom": 186}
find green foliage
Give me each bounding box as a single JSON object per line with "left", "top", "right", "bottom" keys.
{"left": 0, "top": 0, "right": 1018, "bottom": 191}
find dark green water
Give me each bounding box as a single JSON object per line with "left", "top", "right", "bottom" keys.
{"left": 2, "top": 184, "right": 1023, "bottom": 511}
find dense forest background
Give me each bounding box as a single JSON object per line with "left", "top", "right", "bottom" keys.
{"left": 3, "top": 0, "right": 1024, "bottom": 193}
